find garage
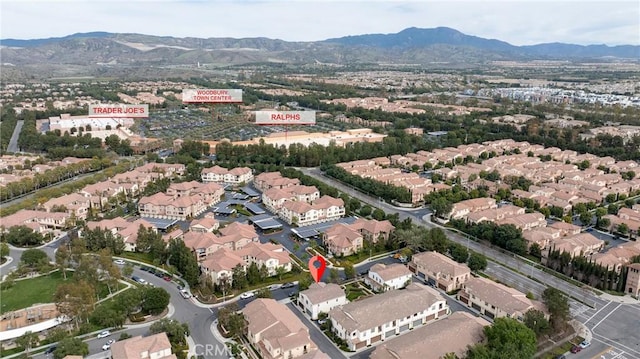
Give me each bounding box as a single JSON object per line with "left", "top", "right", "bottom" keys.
{"left": 412, "top": 319, "right": 422, "bottom": 327}
{"left": 370, "top": 335, "right": 382, "bottom": 345}
{"left": 399, "top": 324, "right": 410, "bottom": 333}
{"left": 385, "top": 330, "right": 395, "bottom": 339}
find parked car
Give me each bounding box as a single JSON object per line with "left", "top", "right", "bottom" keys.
{"left": 579, "top": 341, "right": 591, "bottom": 349}
{"left": 140, "top": 266, "right": 151, "bottom": 272}
{"left": 281, "top": 282, "right": 295, "bottom": 288}
{"left": 180, "top": 290, "right": 191, "bottom": 299}
{"left": 163, "top": 275, "right": 172, "bottom": 282}
{"left": 570, "top": 345, "right": 581, "bottom": 353}
{"left": 269, "top": 284, "right": 282, "bottom": 290}
{"left": 97, "top": 330, "right": 111, "bottom": 339}
{"left": 45, "top": 346, "right": 57, "bottom": 354}
{"left": 113, "top": 259, "right": 125, "bottom": 265}
{"left": 154, "top": 271, "right": 164, "bottom": 278}
{"left": 239, "top": 291, "right": 255, "bottom": 299}
{"left": 102, "top": 339, "right": 115, "bottom": 350}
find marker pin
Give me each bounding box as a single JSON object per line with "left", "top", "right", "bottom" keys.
{"left": 308, "top": 255, "right": 327, "bottom": 283}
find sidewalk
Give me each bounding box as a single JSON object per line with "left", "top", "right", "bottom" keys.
{"left": 598, "top": 292, "right": 639, "bottom": 304}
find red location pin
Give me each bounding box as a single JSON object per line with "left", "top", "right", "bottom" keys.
{"left": 308, "top": 255, "right": 326, "bottom": 283}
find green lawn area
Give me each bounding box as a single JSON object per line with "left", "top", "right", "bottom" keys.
{"left": 1, "top": 270, "right": 72, "bottom": 314}
{"left": 345, "top": 283, "right": 369, "bottom": 301}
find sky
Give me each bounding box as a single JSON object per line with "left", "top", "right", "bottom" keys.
{"left": 1, "top": 0, "right": 639, "bottom": 46}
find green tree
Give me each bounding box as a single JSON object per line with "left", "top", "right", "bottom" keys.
{"left": 20, "top": 248, "right": 49, "bottom": 268}
{"left": 449, "top": 243, "right": 469, "bottom": 263}
{"left": 15, "top": 331, "right": 39, "bottom": 355}
{"left": 142, "top": 287, "right": 171, "bottom": 315}
{"left": 523, "top": 309, "right": 550, "bottom": 337}
{"left": 53, "top": 337, "right": 89, "bottom": 359}
{"left": 3, "top": 225, "right": 45, "bottom": 246}
{"left": 255, "top": 287, "right": 272, "bottom": 298}
{"left": 343, "top": 262, "right": 356, "bottom": 279}
{"left": 542, "top": 287, "right": 571, "bottom": 331}
{"left": 359, "top": 205, "right": 372, "bottom": 217}
{"left": 467, "top": 252, "right": 488, "bottom": 271}
{"left": 529, "top": 243, "right": 542, "bottom": 259}
{"left": 431, "top": 197, "right": 453, "bottom": 218}
{"left": 217, "top": 303, "right": 246, "bottom": 339}
{"left": 468, "top": 317, "right": 537, "bottom": 359}
{"left": 0, "top": 242, "right": 9, "bottom": 258}
{"left": 149, "top": 318, "right": 189, "bottom": 346}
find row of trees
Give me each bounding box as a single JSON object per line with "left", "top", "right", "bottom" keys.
{"left": 324, "top": 164, "right": 412, "bottom": 204}
{"left": 546, "top": 249, "right": 627, "bottom": 292}
{"left": 450, "top": 220, "right": 529, "bottom": 257}
{"left": 393, "top": 226, "right": 488, "bottom": 272}
{"left": 0, "top": 157, "right": 113, "bottom": 202}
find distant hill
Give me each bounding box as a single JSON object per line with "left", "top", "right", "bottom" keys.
{"left": 324, "top": 27, "right": 639, "bottom": 59}
{"left": 0, "top": 28, "right": 637, "bottom": 75}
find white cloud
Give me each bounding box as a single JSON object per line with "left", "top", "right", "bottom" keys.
{"left": 1, "top": 0, "right": 638, "bottom": 45}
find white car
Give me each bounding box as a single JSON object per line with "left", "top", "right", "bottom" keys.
{"left": 269, "top": 284, "right": 282, "bottom": 290}
{"left": 239, "top": 291, "right": 255, "bottom": 299}
{"left": 180, "top": 290, "right": 191, "bottom": 299}
{"left": 102, "top": 339, "right": 115, "bottom": 350}
{"left": 113, "top": 259, "right": 125, "bottom": 265}
{"left": 97, "top": 330, "right": 111, "bottom": 339}
{"left": 579, "top": 341, "right": 591, "bottom": 349}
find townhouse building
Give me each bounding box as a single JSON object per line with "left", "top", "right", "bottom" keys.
{"left": 244, "top": 299, "right": 317, "bottom": 359}
{"left": 457, "top": 276, "right": 546, "bottom": 320}
{"left": 369, "top": 312, "right": 490, "bottom": 359}
{"left": 365, "top": 263, "right": 412, "bottom": 292}
{"left": 1, "top": 209, "right": 70, "bottom": 234}
{"left": 42, "top": 193, "right": 91, "bottom": 220}
{"left": 328, "top": 283, "right": 449, "bottom": 351}
{"left": 409, "top": 251, "right": 472, "bottom": 292}
{"left": 298, "top": 282, "right": 348, "bottom": 320}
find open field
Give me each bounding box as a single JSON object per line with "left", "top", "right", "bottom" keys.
{"left": 1, "top": 270, "right": 71, "bottom": 314}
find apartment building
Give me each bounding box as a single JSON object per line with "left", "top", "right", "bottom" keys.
{"left": 254, "top": 172, "right": 300, "bottom": 192}
{"left": 369, "top": 312, "right": 490, "bottom": 359}
{"left": 298, "top": 282, "right": 348, "bottom": 320}
{"left": 365, "top": 263, "right": 412, "bottom": 292}
{"left": 322, "top": 223, "right": 363, "bottom": 257}
{"left": 244, "top": 299, "right": 317, "bottom": 359}
{"left": 262, "top": 185, "right": 321, "bottom": 212}
{"left": 110, "top": 332, "right": 176, "bottom": 359}
{"left": 200, "top": 242, "right": 291, "bottom": 285}
{"left": 457, "top": 277, "right": 546, "bottom": 320}
{"left": 201, "top": 165, "right": 253, "bottom": 184}
{"left": 328, "top": 283, "right": 449, "bottom": 351}
{"left": 278, "top": 195, "right": 345, "bottom": 227}
{"left": 138, "top": 181, "right": 224, "bottom": 220}
{"left": 409, "top": 251, "right": 472, "bottom": 292}
{"left": 42, "top": 193, "right": 91, "bottom": 220}
{"left": 86, "top": 217, "right": 156, "bottom": 252}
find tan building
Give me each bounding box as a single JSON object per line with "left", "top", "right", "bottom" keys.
{"left": 110, "top": 332, "right": 176, "bottom": 359}
{"left": 244, "top": 299, "right": 317, "bottom": 359}
{"left": 457, "top": 277, "right": 545, "bottom": 320}
{"left": 409, "top": 251, "right": 471, "bottom": 292}
{"left": 322, "top": 223, "right": 363, "bottom": 257}
{"left": 369, "top": 311, "right": 490, "bottom": 359}
{"left": 624, "top": 263, "right": 640, "bottom": 298}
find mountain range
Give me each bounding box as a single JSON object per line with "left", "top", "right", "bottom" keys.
{"left": 1, "top": 27, "right": 638, "bottom": 71}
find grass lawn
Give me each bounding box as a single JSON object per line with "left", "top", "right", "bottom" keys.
{"left": 1, "top": 270, "right": 72, "bottom": 314}
{"left": 345, "top": 283, "right": 369, "bottom": 301}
